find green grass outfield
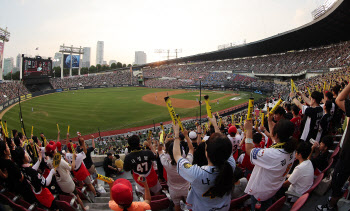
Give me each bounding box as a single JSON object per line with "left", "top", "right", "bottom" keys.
{"left": 2, "top": 87, "right": 265, "bottom": 139}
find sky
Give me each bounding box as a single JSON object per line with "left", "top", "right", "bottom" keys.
{"left": 0, "top": 0, "right": 325, "bottom": 66}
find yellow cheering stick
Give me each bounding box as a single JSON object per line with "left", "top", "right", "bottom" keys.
{"left": 291, "top": 79, "right": 298, "bottom": 92}
{"left": 31, "top": 125, "right": 34, "bottom": 137}
{"left": 71, "top": 142, "right": 76, "bottom": 154}
{"left": 203, "top": 95, "right": 213, "bottom": 118}
{"left": 97, "top": 174, "right": 113, "bottom": 184}
{"left": 0, "top": 120, "right": 5, "bottom": 137}
{"left": 175, "top": 114, "right": 184, "bottom": 132}
{"left": 307, "top": 87, "right": 311, "bottom": 97}
{"left": 261, "top": 112, "right": 265, "bottom": 126}
{"left": 323, "top": 81, "right": 327, "bottom": 92}
{"left": 67, "top": 125, "right": 70, "bottom": 134}
{"left": 160, "top": 122, "right": 165, "bottom": 133}
{"left": 56, "top": 123, "right": 60, "bottom": 132}
{"left": 269, "top": 99, "right": 283, "bottom": 115}
{"left": 147, "top": 130, "right": 152, "bottom": 139}
{"left": 168, "top": 127, "right": 172, "bottom": 135}
{"left": 164, "top": 97, "right": 177, "bottom": 125}
{"left": 159, "top": 131, "right": 164, "bottom": 144}
{"left": 4, "top": 121, "right": 8, "bottom": 138}
{"left": 247, "top": 98, "right": 254, "bottom": 120}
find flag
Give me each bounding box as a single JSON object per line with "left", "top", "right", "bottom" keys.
{"left": 35, "top": 47, "right": 39, "bottom": 50}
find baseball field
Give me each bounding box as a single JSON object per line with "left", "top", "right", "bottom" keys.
{"left": 1, "top": 87, "right": 266, "bottom": 139}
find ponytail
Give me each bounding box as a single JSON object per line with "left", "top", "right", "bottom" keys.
{"left": 206, "top": 133, "right": 234, "bottom": 197}
{"left": 212, "top": 160, "right": 233, "bottom": 197}
{"left": 122, "top": 203, "right": 131, "bottom": 211}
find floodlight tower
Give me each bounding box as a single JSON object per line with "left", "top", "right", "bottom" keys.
{"left": 0, "top": 27, "right": 10, "bottom": 81}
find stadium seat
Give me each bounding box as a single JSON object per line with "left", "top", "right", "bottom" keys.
{"left": 290, "top": 193, "right": 309, "bottom": 211}
{"left": 59, "top": 194, "right": 81, "bottom": 210}
{"left": 306, "top": 173, "right": 324, "bottom": 194}
{"left": 56, "top": 199, "right": 78, "bottom": 211}
{"left": 229, "top": 194, "right": 250, "bottom": 210}
{"left": 0, "top": 192, "right": 27, "bottom": 211}
{"left": 331, "top": 146, "right": 339, "bottom": 158}
{"left": 150, "top": 195, "right": 171, "bottom": 211}
{"left": 321, "top": 158, "right": 333, "bottom": 174}
{"left": 266, "top": 196, "right": 286, "bottom": 211}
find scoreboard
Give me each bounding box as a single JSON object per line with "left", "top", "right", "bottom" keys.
{"left": 22, "top": 55, "right": 52, "bottom": 78}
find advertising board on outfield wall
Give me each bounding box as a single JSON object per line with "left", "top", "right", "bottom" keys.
{"left": 0, "top": 84, "right": 144, "bottom": 112}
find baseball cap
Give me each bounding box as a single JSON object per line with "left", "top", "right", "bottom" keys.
{"left": 189, "top": 131, "right": 197, "bottom": 139}
{"left": 56, "top": 142, "right": 62, "bottom": 151}
{"left": 111, "top": 178, "right": 133, "bottom": 205}
{"left": 45, "top": 143, "right": 56, "bottom": 154}
{"left": 228, "top": 126, "right": 237, "bottom": 136}
{"left": 67, "top": 142, "right": 77, "bottom": 152}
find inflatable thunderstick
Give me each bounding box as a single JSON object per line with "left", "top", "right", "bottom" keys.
{"left": 247, "top": 98, "right": 254, "bottom": 120}
{"left": 269, "top": 99, "right": 283, "bottom": 115}
{"left": 203, "top": 95, "right": 213, "bottom": 118}
{"left": 164, "top": 97, "right": 184, "bottom": 131}
{"left": 97, "top": 174, "right": 113, "bottom": 184}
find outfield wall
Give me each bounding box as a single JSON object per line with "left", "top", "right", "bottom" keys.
{"left": 0, "top": 84, "right": 144, "bottom": 113}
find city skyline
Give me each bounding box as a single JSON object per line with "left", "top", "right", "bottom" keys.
{"left": 1, "top": 0, "right": 323, "bottom": 66}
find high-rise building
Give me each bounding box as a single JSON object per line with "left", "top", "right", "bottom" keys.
{"left": 134, "top": 51, "right": 147, "bottom": 65}
{"left": 83, "top": 47, "right": 91, "bottom": 68}
{"left": 16, "top": 54, "right": 21, "bottom": 68}
{"left": 109, "top": 60, "right": 117, "bottom": 66}
{"left": 96, "top": 41, "right": 104, "bottom": 65}
{"left": 53, "top": 52, "right": 62, "bottom": 67}
{"left": 3, "top": 57, "right": 14, "bottom": 75}
{"left": 102, "top": 61, "right": 107, "bottom": 66}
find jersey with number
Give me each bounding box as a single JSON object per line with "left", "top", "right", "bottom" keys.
{"left": 228, "top": 135, "right": 239, "bottom": 154}
{"left": 46, "top": 157, "right": 75, "bottom": 194}
{"left": 245, "top": 147, "right": 295, "bottom": 201}
{"left": 315, "top": 113, "right": 332, "bottom": 142}
{"left": 300, "top": 105, "right": 323, "bottom": 142}
{"left": 177, "top": 156, "right": 236, "bottom": 211}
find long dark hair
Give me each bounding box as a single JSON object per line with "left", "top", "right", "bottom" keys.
{"left": 206, "top": 133, "right": 233, "bottom": 198}
{"left": 272, "top": 119, "right": 297, "bottom": 153}
{"left": 167, "top": 142, "right": 182, "bottom": 166}
{"left": 0, "top": 141, "right": 7, "bottom": 158}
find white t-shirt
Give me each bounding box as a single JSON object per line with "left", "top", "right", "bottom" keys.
{"left": 46, "top": 157, "right": 75, "bottom": 193}
{"left": 65, "top": 152, "right": 86, "bottom": 170}
{"left": 288, "top": 160, "right": 314, "bottom": 201}
{"left": 159, "top": 153, "right": 192, "bottom": 194}
{"left": 177, "top": 156, "right": 236, "bottom": 211}
{"left": 245, "top": 147, "right": 295, "bottom": 201}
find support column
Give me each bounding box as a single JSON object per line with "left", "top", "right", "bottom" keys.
{"left": 69, "top": 45, "right": 72, "bottom": 76}
{"left": 60, "top": 45, "right": 64, "bottom": 79}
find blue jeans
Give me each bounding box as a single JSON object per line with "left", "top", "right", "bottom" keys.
{"left": 250, "top": 195, "right": 272, "bottom": 211}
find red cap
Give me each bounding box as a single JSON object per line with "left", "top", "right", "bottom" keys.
{"left": 228, "top": 126, "right": 237, "bottom": 136}
{"left": 56, "top": 142, "right": 62, "bottom": 151}
{"left": 49, "top": 141, "right": 55, "bottom": 145}
{"left": 111, "top": 178, "right": 133, "bottom": 205}
{"left": 45, "top": 143, "right": 56, "bottom": 154}
{"left": 67, "top": 142, "right": 77, "bottom": 152}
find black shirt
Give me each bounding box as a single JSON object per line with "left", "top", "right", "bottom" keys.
{"left": 77, "top": 146, "right": 95, "bottom": 169}
{"left": 124, "top": 149, "right": 155, "bottom": 175}
{"left": 21, "top": 166, "right": 47, "bottom": 193}
{"left": 0, "top": 158, "right": 22, "bottom": 192}
{"left": 301, "top": 106, "right": 323, "bottom": 142}
{"left": 311, "top": 150, "right": 330, "bottom": 171}
{"left": 103, "top": 157, "right": 113, "bottom": 171}
{"left": 339, "top": 99, "right": 350, "bottom": 162}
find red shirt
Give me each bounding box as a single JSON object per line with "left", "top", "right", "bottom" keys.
{"left": 290, "top": 116, "right": 302, "bottom": 140}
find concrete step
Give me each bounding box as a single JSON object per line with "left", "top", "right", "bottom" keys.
{"left": 94, "top": 196, "right": 110, "bottom": 203}
{"left": 100, "top": 192, "right": 110, "bottom": 197}
{"left": 85, "top": 202, "right": 110, "bottom": 210}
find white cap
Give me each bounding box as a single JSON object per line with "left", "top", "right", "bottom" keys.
{"left": 189, "top": 131, "right": 197, "bottom": 139}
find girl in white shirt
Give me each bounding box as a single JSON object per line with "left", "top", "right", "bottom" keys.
{"left": 244, "top": 116, "right": 297, "bottom": 211}
{"left": 158, "top": 130, "right": 194, "bottom": 211}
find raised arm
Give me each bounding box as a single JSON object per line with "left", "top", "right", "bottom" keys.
{"left": 196, "top": 124, "right": 202, "bottom": 146}
{"left": 208, "top": 116, "right": 220, "bottom": 133}
{"left": 299, "top": 91, "right": 311, "bottom": 106}
{"left": 173, "top": 123, "right": 182, "bottom": 163}
{"left": 290, "top": 92, "right": 303, "bottom": 110}
{"left": 91, "top": 135, "right": 95, "bottom": 148}
{"left": 184, "top": 129, "right": 194, "bottom": 155}
{"left": 57, "top": 131, "right": 60, "bottom": 143}
{"left": 244, "top": 120, "right": 254, "bottom": 156}
{"left": 336, "top": 82, "right": 350, "bottom": 112}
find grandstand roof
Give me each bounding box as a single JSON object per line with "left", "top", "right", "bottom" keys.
{"left": 143, "top": 0, "right": 350, "bottom": 67}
